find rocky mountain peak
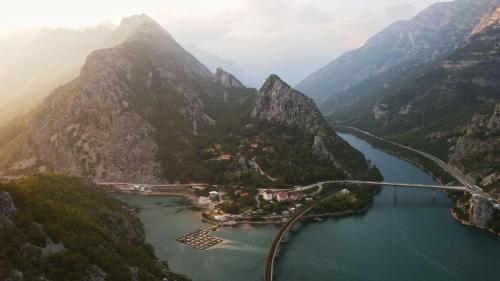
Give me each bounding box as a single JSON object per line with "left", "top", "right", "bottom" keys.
{"left": 117, "top": 14, "right": 155, "bottom": 33}
{"left": 214, "top": 67, "right": 244, "bottom": 88}
{"left": 252, "top": 74, "right": 326, "bottom": 135}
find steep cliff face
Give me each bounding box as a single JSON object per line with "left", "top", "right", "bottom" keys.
{"left": 297, "top": 0, "right": 499, "bottom": 103}
{"left": 468, "top": 195, "right": 494, "bottom": 228}
{"left": 1, "top": 20, "right": 217, "bottom": 183}
{"left": 251, "top": 75, "right": 367, "bottom": 169}
{"left": 252, "top": 75, "right": 326, "bottom": 136}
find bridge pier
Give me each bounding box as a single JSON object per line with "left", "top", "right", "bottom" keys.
{"left": 432, "top": 189, "right": 437, "bottom": 200}
{"left": 393, "top": 187, "right": 398, "bottom": 203}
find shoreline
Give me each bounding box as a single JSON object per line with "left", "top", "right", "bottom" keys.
{"left": 337, "top": 129, "right": 499, "bottom": 236}
{"left": 106, "top": 183, "right": 378, "bottom": 228}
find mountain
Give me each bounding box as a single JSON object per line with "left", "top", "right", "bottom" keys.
{"left": 331, "top": 5, "right": 500, "bottom": 198}
{"left": 0, "top": 174, "right": 189, "bottom": 281}
{"left": 297, "top": 0, "right": 499, "bottom": 103}
{"left": 0, "top": 15, "right": 377, "bottom": 186}
{"left": 0, "top": 14, "right": 156, "bottom": 126}
{"left": 0, "top": 19, "right": 215, "bottom": 183}
{"left": 252, "top": 75, "right": 326, "bottom": 136}
{"left": 215, "top": 67, "right": 245, "bottom": 88}
{"left": 246, "top": 74, "right": 378, "bottom": 183}
{"left": 252, "top": 75, "right": 362, "bottom": 166}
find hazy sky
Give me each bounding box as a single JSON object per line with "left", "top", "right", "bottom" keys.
{"left": 1, "top": 0, "right": 447, "bottom": 85}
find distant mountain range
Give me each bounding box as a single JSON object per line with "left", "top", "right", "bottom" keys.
{"left": 297, "top": 0, "right": 500, "bottom": 199}
{"left": 297, "top": 0, "right": 499, "bottom": 104}
{"left": 0, "top": 15, "right": 376, "bottom": 186}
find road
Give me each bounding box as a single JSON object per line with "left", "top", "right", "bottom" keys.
{"left": 297, "top": 180, "right": 467, "bottom": 192}
{"left": 250, "top": 157, "right": 278, "bottom": 182}
{"left": 338, "top": 126, "right": 496, "bottom": 202}
{"left": 258, "top": 180, "right": 467, "bottom": 196}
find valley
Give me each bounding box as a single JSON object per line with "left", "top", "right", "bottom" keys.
{"left": 1, "top": 1, "right": 499, "bottom": 280}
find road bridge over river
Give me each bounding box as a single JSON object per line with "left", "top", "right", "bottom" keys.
{"left": 264, "top": 127, "right": 498, "bottom": 281}
{"left": 339, "top": 126, "right": 496, "bottom": 202}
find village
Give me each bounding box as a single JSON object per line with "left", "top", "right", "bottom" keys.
{"left": 98, "top": 139, "right": 356, "bottom": 227}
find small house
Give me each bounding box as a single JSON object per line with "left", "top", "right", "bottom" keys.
{"left": 276, "top": 192, "right": 289, "bottom": 202}
{"left": 209, "top": 191, "right": 220, "bottom": 201}
{"left": 220, "top": 153, "right": 232, "bottom": 160}
{"left": 263, "top": 190, "right": 274, "bottom": 201}
{"left": 340, "top": 188, "right": 351, "bottom": 195}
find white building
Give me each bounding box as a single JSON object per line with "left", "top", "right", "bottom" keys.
{"left": 263, "top": 190, "right": 273, "bottom": 201}
{"left": 340, "top": 188, "right": 351, "bottom": 195}
{"left": 209, "top": 191, "right": 220, "bottom": 201}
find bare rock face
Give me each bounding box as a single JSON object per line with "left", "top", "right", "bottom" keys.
{"left": 6, "top": 19, "right": 217, "bottom": 183}
{"left": 0, "top": 191, "right": 16, "bottom": 225}
{"left": 469, "top": 6, "right": 500, "bottom": 37}
{"left": 252, "top": 74, "right": 326, "bottom": 136}
{"left": 468, "top": 194, "right": 494, "bottom": 228}
{"left": 448, "top": 104, "right": 500, "bottom": 188}
{"left": 215, "top": 67, "right": 244, "bottom": 88}
{"left": 487, "top": 103, "right": 500, "bottom": 131}
{"left": 312, "top": 136, "right": 335, "bottom": 161}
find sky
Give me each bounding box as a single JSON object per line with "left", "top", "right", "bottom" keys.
{"left": 0, "top": 0, "right": 447, "bottom": 85}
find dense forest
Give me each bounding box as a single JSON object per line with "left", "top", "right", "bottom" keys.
{"left": 0, "top": 174, "right": 189, "bottom": 281}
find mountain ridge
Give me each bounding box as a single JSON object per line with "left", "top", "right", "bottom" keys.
{"left": 296, "top": 0, "right": 499, "bottom": 103}
{"left": 0, "top": 15, "right": 377, "bottom": 187}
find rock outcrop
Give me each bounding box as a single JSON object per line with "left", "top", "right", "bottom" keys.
{"left": 468, "top": 194, "right": 494, "bottom": 228}
{"left": 214, "top": 67, "right": 244, "bottom": 88}
{"left": 252, "top": 74, "right": 326, "bottom": 135}
{"left": 312, "top": 136, "right": 335, "bottom": 162}
{"left": 0, "top": 191, "right": 16, "bottom": 225}
{"left": 251, "top": 75, "right": 350, "bottom": 166}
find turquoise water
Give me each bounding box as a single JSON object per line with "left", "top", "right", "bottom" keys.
{"left": 112, "top": 194, "right": 278, "bottom": 281}
{"left": 275, "top": 133, "right": 500, "bottom": 281}
{"left": 114, "top": 133, "right": 500, "bottom": 281}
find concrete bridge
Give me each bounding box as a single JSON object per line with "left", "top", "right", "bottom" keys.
{"left": 297, "top": 180, "right": 468, "bottom": 192}
{"left": 264, "top": 126, "right": 498, "bottom": 281}
{"left": 263, "top": 179, "right": 466, "bottom": 281}
{"left": 264, "top": 198, "right": 325, "bottom": 281}
{"left": 338, "top": 126, "right": 497, "bottom": 203}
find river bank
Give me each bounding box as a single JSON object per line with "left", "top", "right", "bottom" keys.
{"left": 274, "top": 133, "right": 500, "bottom": 281}
{"left": 335, "top": 127, "right": 500, "bottom": 235}
{"left": 112, "top": 133, "right": 500, "bottom": 281}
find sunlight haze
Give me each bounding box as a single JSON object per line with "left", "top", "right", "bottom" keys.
{"left": 1, "top": 0, "right": 446, "bottom": 84}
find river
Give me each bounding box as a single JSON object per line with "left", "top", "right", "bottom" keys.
{"left": 114, "top": 133, "right": 500, "bottom": 281}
